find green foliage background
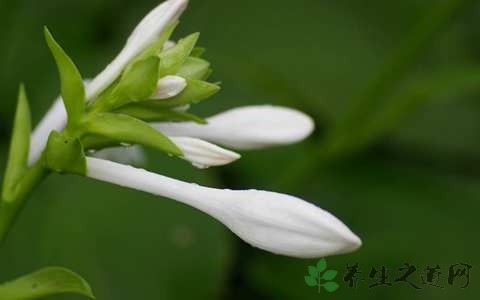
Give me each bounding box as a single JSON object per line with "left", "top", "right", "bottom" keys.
{"left": 1, "top": 0, "right": 480, "bottom": 299}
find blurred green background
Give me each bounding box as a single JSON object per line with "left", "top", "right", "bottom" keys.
{"left": 1, "top": 0, "right": 480, "bottom": 299}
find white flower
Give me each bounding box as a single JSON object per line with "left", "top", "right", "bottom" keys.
{"left": 151, "top": 75, "right": 187, "bottom": 99}
{"left": 86, "top": 157, "right": 361, "bottom": 258}
{"left": 152, "top": 105, "right": 315, "bottom": 149}
{"left": 170, "top": 137, "right": 240, "bottom": 168}
{"left": 28, "top": 0, "right": 188, "bottom": 165}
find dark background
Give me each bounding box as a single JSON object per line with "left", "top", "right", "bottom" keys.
{"left": 0, "top": 0, "right": 480, "bottom": 299}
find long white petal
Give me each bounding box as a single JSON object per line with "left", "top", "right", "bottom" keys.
{"left": 170, "top": 137, "right": 240, "bottom": 168}
{"left": 86, "top": 157, "right": 361, "bottom": 258}
{"left": 86, "top": 0, "right": 188, "bottom": 101}
{"left": 152, "top": 105, "right": 315, "bottom": 150}
{"left": 29, "top": 0, "right": 188, "bottom": 165}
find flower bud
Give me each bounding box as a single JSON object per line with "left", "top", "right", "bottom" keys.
{"left": 153, "top": 105, "right": 315, "bottom": 150}
{"left": 86, "top": 157, "right": 361, "bottom": 258}
{"left": 151, "top": 75, "right": 187, "bottom": 99}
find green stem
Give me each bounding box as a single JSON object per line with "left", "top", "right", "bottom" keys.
{"left": 0, "top": 158, "right": 49, "bottom": 244}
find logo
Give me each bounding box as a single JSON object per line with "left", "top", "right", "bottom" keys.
{"left": 304, "top": 258, "right": 339, "bottom": 293}
{"left": 304, "top": 259, "right": 472, "bottom": 292}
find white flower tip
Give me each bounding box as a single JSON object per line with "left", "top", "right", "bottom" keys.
{"left": 126, "top": 0, "right": 188, "bottom": 58}
{"left": 211, "top": 189, "right": 361, "bottom": 258}
{"left": 319, "top": 223, "right": 362, "bottom": 257}
{"left": 300, "top": 215, "right": 362, "bottom": 258}
{"left": 128, "top": 0, "right": 188, "bottom": 45}
{"left": 152, "top": 75, "right": 187, "bottom": 99}
{"left": 168, "top": 0, "right": 189, "bottom": 15}
{"left": 301, "top": 209, "right": 362, "bottom": 258}
{"left": 215, "top": 105, "right": 315, "bottom": 149}
{"left": 344, "top": 232, "right": 362, "bottom": 252}
{"left": 170, "top": 137, "right": 241, "bottom": 169}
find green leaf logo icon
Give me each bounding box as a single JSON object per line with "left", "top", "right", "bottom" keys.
{"left": 308, "top": 266, "right": 319, "bottom": 277}
{"left": 304, "top": 258, "right": 339, "bottom": 293}
{"left": 317, "top": 258, "right": 327, "bottom": 272}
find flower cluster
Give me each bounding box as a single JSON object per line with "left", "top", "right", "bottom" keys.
{"left": 6, "top": 0, "right": 361, "bottom": 259}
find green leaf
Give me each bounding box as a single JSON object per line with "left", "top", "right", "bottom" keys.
{"left": 143, "top": 79, "right": 220, "bottom": 109}
{"left": 176, "top": 57, "right": 211, "bottom": 80}
{"left": 94, "top": 57, "right": 160, "bottom": 111}
{"left": 44, "top": 131, "right": 86, "bottom": 175}
{"left": 323, "top": 281, "right": 339, "bottom": 292}
{"left": 2, "top": 85, "right": 31, "bottom": 201}
{"left": 117, "top": 56, "right": 160, "bottom": 104}
{"left": 86, "top": 113, "right": 182, "bottom": 156}
{"left": 115, "top": 104, "right": 207, "bottom": 124}
{"left": 202, "top": 69, "right": 213, "bottom": 80}
{"left": 316, "top": 258, "right": 327, "bottom": 272}
{"left": 158, "top": 33, "right": 199, "bottom": 77}
{"left": 304, "top": 276, "right": 317, "bottom": 287}
{"left": 44, "top": 27, "right": 85, "bottom": 128}
{"left": 0, "top": 267, "right": 95, "bottom": 300}
{"left": 81, "top": 134, "right": 118, "bottom": 150}
{"left": 307, "top": 266, "right": 318, "bottom": 277}
{"left": 322, "top": 270, "right": 338, "bottom": 281}
{"left": 190, "top": 47, "right": 206, "bottom": 58}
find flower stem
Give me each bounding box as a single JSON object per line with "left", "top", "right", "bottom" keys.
{"left": 0, "top": 158, "right": 49, "bottom": 244}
